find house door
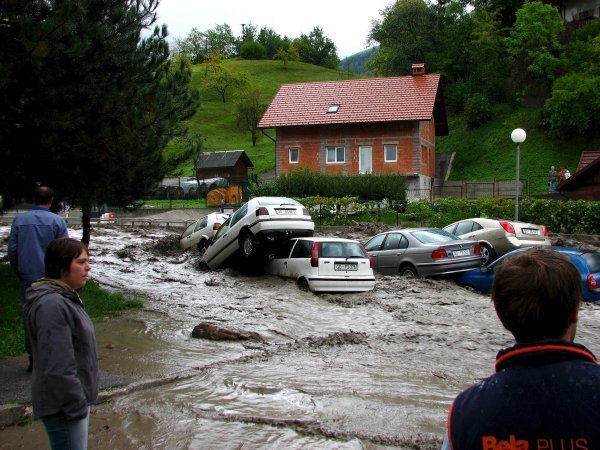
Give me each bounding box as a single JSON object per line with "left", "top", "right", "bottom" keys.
{"left": 359, "top": 146, "right": 372, "bottom": 174}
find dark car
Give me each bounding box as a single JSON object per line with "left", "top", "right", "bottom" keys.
{"left": 456, "top": 246, "right": 600, "bottom": 302}
{"left": 364, "top": 228, "right": 485, "bottom": 277}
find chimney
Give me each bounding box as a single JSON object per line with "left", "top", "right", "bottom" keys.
{"left": 412, "top": 63, "right": 426, "bottom": 76}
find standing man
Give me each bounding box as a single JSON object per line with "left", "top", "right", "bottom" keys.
{"left": 548, "top": 165, "right": 557, "bottom": 193}
{"left": 442, "top": 248, "right": 600, "bottom": 449}
{"left": 8, "top": 186, "right": 69, "bottom": 372}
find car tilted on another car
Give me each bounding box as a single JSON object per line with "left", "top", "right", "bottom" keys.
{"left": 179, "top": 212, "right": 230, "bottom": 254}
{"left": 201, "top": 197, "right": 315, "bottom": 270}
{"left": 456, "top": 246, "right": 600, "bottom": 302}
{"left": 265, "top": 237, "right": 376, "bottom": 293}
{"left": 364, "top": 228, "right": 484, "bottom": 277}
{"left": 443, "top": 217, "right": 551, "bottom": 264}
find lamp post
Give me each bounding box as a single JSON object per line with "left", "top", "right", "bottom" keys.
{"left": 511, "top": 128, "right": 527, "bottom": 221}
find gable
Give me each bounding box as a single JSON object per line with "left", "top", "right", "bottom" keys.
{"left": 258, "top": 75, "right": 448, "bottom": 135}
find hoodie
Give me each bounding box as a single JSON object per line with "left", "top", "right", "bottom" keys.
{"left": 24, "top": 279, "right": 99, "bottom": 420}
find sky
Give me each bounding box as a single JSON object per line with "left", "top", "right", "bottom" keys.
{"left": 152, "top": 0, "right": 394, "bottom": 58}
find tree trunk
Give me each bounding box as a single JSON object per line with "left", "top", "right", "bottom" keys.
{"left": 81, "top": 205, "right": 92, "bottom": 247}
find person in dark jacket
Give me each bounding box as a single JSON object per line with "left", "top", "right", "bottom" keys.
{"left": 442, "top": 248, "right": 600, "bottom": 450}
{"left": 8, "top": 185, "right": 68, "bottom": 371}
{"left": 24, "top": 238, "right": 97, "bottom": 450}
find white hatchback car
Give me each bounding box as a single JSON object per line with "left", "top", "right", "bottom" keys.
{"left": 265, "top": 237, "right": 376, "bottom": 292}
{"left": 201, "top": 197, "right": 315, "bottom": 270}
{"left": 179, "top": 212, "right": 230, "bottom": 254}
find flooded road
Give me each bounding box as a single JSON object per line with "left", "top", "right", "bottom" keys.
{"left": 1, "top": 223, "right": 600, "bottom": 449}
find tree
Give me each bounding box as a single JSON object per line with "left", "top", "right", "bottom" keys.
{"left": 235, "top": 87, "right": 268, "bottom": 147}
{"left": 0, "top": 0, "right": 200, "bottom": 245}
{"left": 293, "top": 27, "right": 339, "bottom": 69}
{"left": 257, "top": 27, "right": 290, "bottom": 59}
{"left": 505, "top": 1, "right": 564, "bottom": 92}
{"left": 174, "top": 23, "right": 236, "bottom": 63}
{"left": 240, "top": 41, "right": 266, "bottom": 60}
{"left": 368, "top": 0, "right": 435, "bottom": 75}
{"left": 203, "top": 66, "right": 250, "bottom": 103}
{"left": 273, "top": 47, "right": 300, "bottom": 68}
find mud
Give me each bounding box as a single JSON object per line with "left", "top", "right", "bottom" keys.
{"left": 1, "top": 219, "right": 599, "bottom": 450}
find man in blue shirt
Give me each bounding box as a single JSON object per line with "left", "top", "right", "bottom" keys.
{"left": 8, "top": 186, "right": 68, "bottom": 372}
{"left": 442, "top": 248, "right": 600, "bottom": 449}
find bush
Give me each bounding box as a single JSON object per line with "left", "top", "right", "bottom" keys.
{"left": 463, "top": 93, "right": 493, "bottom": 128}
{"left": 240, "top": 41, "right": 266, "bottom": 60}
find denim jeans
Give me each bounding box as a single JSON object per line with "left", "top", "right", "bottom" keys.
{"left": 41, "top": 408, "right": 90, "bottom": 450}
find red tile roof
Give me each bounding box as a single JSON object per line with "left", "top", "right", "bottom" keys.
{"left": 576, "top": 151, "right": 600, "bottom": 172}
{"left": 258, "top": 74, "right": 443, "bottom": 129}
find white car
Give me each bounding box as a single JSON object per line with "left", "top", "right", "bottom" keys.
{"left": 201, "top": 197, "right": 315, "bottom": 270}
{"left": 443, "top": 217, "right": 551, "bottom": 264}
{"left": 265, "top": 237, "right": 376, "bottom": 293}
{"left": 179, "top": 212, "right": 230, "bottom": 254}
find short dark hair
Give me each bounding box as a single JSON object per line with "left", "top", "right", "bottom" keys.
{"left": 34, "top": 186, "right": 54, "bottom": 205}
{"left": 45, "top": 238, "right": 88, "bottom": 279}
{"left": 492, "top": 248, "right": 581, "bottom": 342}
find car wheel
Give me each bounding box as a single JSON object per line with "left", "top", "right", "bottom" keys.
{"left": 479, "top": 244, "right": 496, "bottom": 264}
{"left": 198, "top": 240, "right": 208, "bottom": 257}
{"left": 298, "top": 278, "right": 310, "bottom": 292}
{"left": 399, "top": 265, "right": 418, "bottom": 277}
{"left": 241, "top": 232, "right": 257, "bottom": 258}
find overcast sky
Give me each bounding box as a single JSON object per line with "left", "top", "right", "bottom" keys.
{"left": 153, "top": 0, "right": 393, "bottom": 58}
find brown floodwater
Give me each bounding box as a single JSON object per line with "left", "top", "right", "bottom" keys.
{"left": 1, "top": 224, "right": 599, "bottom": 449}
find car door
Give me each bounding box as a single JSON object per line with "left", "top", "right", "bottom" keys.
{"left": 365, "top": 234, "right": 386, "bottom": 271}
{"left": 266, "top": 239, "right": 297, "bottom": 277}
{"left": 377, "top": 233, "right": 409, "bottom": 275}
{"left": 286, "top": 239, "right": 313, "bottom": 278}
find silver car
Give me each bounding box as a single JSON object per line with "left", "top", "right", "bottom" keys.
{"left": 265, "top": 237, "right": 376, "bottom": 293}
{"left": 443, "top": 218, "right": 551, "bottom": 264}
{"left": 201, "top": 197, "right": 315, "bottom": 270}
{"left": 179, "top": 212, "right": 230, "bottom": 254}
{"left": 364, "top": 228, "right": 485, "bottom": 277}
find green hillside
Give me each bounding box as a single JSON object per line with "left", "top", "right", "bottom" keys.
{"left": 164, "top": 60, "right": 358, "bottom": 175}
{"left": 166, "top": 59, "right": 600, "bottom": 191}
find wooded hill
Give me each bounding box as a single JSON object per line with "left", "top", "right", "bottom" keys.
{"left": 165, "top": 58, "right": 600, "bottom": 192}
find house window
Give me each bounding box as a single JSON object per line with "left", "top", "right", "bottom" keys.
{"left": 326, "top": 146, "right": 345, "bottom": 163}
{"left": 384, "top": 144, "right": 397, "bottom": 162}
{"left": 289, "top": 147, "right": 299, "bottom": 163}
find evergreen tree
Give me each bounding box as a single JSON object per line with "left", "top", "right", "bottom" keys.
{"left": 0, "top": 0, "right": 200, "bottom": 245}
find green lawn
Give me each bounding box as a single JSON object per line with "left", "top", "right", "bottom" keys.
{"left": 0, "top": 264, "right": 143, "bottom": 359}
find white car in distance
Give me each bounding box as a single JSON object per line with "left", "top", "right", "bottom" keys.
{"left": 265, "top": 237, "right": 376, "bottom": 293}
{"left": 179, "top": 212, "right": 230, "bottom": 255}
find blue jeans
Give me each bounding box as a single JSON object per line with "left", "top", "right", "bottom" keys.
{"left": 41, "top": 408, "right": 90, "bottom": 450}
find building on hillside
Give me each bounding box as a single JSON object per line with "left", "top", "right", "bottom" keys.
{"left": 546, "top": 0, "right": 599, "bottom": 24}
{"left": 257, "top": 63, "right": 449, "bottom": 199}
{"left": 557, "top": 151, "right": 600, "bottom": 200}
{"left": 195, "top": 150, "right": 254, "bottom": 185}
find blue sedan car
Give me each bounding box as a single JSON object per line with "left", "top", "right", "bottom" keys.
{"left": 456, "top": 246, "right": 600, "bottom": 302}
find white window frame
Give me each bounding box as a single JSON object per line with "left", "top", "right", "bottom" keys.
{"left": 289, "top": 147, "right": 299, "bottom": 164}
{"left": 326, "top": 146, "right": 345, "bottom": 164}
{"left": 384, "top": 144, "right": 398, "bottom": 162}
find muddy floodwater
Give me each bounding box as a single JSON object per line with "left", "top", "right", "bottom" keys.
{"left": 1, "top": 221, "right": 600, "bottom": 449}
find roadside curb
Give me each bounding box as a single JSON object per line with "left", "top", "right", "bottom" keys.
{"left": 0, "top": 404, "right": 25, "bottom": 427}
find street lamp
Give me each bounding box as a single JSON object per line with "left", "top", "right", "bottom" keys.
{"left": 511, "top": 128, "right": 527, "bottom": 221}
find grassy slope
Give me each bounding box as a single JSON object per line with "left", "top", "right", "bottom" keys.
{"left": 437, "top": 104, "right": 600, "bottom": 193}
{"left": 164, "top": 60, "right": 357, "bottom": 175}
{"left": 164, "top": 60, "right": 600, "bottom": 190}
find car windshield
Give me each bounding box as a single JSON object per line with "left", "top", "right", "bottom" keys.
{"left": 320, "top": 242, "right": 366, "bottom": 258}
{"left": 257, "top": 197, "right": 301, "bottom": 207}
{"left": 582, "top": 252, "right": 600, "bottom": 273}
{"left": 411, "top": 229, "right": 459, "bottom": 244}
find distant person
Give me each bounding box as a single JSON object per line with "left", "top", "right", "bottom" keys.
{"left": 24, "top": 238, "right": 97, "bottom": 450}
{"left": 558, "top": 166, "right": 566, "bottom": 182}
{"left": 548, "top": 165, "right": 557, "bottom": 193}
{"left": 7, "top": 186, "right": 69, "bottom": 371}
{"left": 564, "top": 167, "right": 571, "bottom": 180}
{"left": 442, "top": 249, "right": 600, "bottom": 449}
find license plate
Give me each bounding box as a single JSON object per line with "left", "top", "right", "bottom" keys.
{"left": 335, "top": 263, "right": 358, "bottom": 271}
{"left": 275, "top": 209, "right": 296, "bottom": 215}
{"left": 453, "top": 249, "right": 470, "bottom": 257}
{"left": 522, "top": 228, "right": 539, "bottom": 235}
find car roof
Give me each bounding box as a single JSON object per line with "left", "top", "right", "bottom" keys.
{"left": 294, "top": 237, "right": 360, "bottom": 243}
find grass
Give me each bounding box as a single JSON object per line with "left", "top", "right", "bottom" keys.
{"left": 0, "top": 264, "right": 143, "bottom": 359}
{"left": 164, "top": 60, "right": 359, "bottom": 176}
{"left": 138, "top": 199, "right": 208, "bottom": 209}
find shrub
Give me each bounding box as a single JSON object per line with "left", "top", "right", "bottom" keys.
{"left": 463, "top": 93, "right": 493, "bottom": 128}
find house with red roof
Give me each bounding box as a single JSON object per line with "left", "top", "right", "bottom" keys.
{"left": 558, "top": 151, "right": 600, "bottom": 200}
{"left": 257, "top": 63, "right": 448, "bottom": 196}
